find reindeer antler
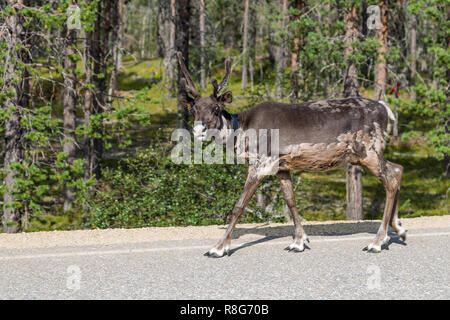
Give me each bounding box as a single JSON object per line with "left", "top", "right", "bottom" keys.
{"left": 177, "top": 52, "right": 200, "bottom": 98}
{"left": 212, "top": 58, "right": 232, "bottom": 97}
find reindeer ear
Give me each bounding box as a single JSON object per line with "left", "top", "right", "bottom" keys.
{"left": 219, "top": 91, "right": 232, "bottom": 104}
{"left": 178, "top": 92, "right": 194, "bottom": 112}
{"left": 179, "top": 78, "right": 196, "bottom": 112}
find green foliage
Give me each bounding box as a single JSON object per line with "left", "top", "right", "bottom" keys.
{"left": 84, "top": 127, "right": 290, "bottom": 229}
{"left": 0, "top": 0, "right": 448, "bottom": 233}
{"left": 82, "top": 130, "right": 449, "bottom": 230}
{"left": 85, "top": 145, "right": 249, "bottom": 228}
{"left": 0, "top": 1, "right": 154, "bottom": 231}
{"left": 392, "top": 0, "right": 450, "bottom": 160}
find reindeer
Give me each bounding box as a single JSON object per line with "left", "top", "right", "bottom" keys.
{"left": 176, "top": 52, "right": 405, "bottom": 257}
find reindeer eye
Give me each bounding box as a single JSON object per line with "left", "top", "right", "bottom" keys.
{"left": 212, "top": 105, "right": 220, "bottom": 115}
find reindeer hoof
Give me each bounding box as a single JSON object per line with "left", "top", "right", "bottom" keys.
{"left": 363, "top": 244, "right": 381, "bottom": 253}
{"left": 285, "top": 242, "right": 305, "bottom": 252}
{"left": 204, "top": 250, "right": 224, "bottom": 258}
{"left": 368, "top": 247, "right": 381, "bottom": 253}
{"left": 399, "top": 229, "right": 407, "bottom": 242}
{"left": 204, "top": 246, "right": 229, "bottom": 258}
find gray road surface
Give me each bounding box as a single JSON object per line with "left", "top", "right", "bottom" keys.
{"left": 0, "top": 226, "right": 448, "bottom": 299}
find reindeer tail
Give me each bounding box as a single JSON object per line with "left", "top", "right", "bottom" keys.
{"left": 378, "top": 100, "right": 396, "bottom": 135}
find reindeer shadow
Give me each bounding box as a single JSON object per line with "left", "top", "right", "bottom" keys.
{"left": 223, "top": 221, "right": 406, "bottom": 255}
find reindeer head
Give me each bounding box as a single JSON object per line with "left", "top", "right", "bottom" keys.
{"left": 177, "top": 52, "right": 233, "bottom": 140}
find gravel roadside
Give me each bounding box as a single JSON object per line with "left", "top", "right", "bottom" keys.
{"left": 0, "top": 215, "right": 448, "bottom": 250}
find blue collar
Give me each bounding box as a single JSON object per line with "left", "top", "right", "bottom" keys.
{"left": 231, "top": 114, "right": 239, "bottom": 131}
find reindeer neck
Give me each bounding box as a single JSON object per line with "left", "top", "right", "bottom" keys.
{"left": 222, "top": 110, "right": 246, "bottom": 131}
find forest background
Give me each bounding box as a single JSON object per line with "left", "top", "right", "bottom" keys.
{"left": 0, "top": 0, "right": 448, "bottom": 233}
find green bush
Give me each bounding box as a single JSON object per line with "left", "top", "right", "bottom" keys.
{"left": 85, "top": 144, "right": 285, "bottom": 229}
{"left": 84, "top": 132, "right": 450, "bottom": 230}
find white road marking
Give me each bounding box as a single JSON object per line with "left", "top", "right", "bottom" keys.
{"left": 0, "top": 231, "right": 448, "bottom": 261}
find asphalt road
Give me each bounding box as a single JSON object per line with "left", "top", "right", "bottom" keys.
{"left": 0, "top": 225, "right": 449, "bottom": 299}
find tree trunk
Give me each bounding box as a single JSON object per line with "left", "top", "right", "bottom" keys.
{"left": 444, "top": 23, "right": 450, "bottom": 177}
{"left": 374, "top": 1, "right": 388, "bottom": 101}
{"left": 343, "top": 5, "right": 363, "bottom": 220}
{"left": 140, "top": 10, "right": 149, "bottom": 60}
{"left": 63, "top": 27, "right": 77, "bottom": 213}
{"left": 169, "top": 0, "right": 176, "bottom": 96}
{"left": 343, "top": 5, "right": 360, "bottom": 97}
{"left": 3, "top": 0, "right": 25, "bottom": 233}
{"left": 241, "top": 0, "right": 249, "bottom": 89}
{"left": 175, "top": 0, "right": 191, "bottom": 129}
{"left": 199, "top": 0, "right": 206, "bottom": 90}
{"left": 117, "top": 0, "right": 123, "bottom": 70}
{"left": 83, "top": 26, "right": 94, "bottom": 179}
{"left": 109, "top": 0, "right": 122, "bottom": 98}
{"left": 248, "top": 2, "right": 257, "bottom": 90}
{"left": 91, "top": 0, "right": 106, "bottom": 178}
{"left": 258, "top": 3, "right": 265, "bottom": 83}
{"left": 275, "top": 0, "right": 288, "bottom": 99}
{"left": 346, "top": 164, "right": 363, "bottom": 220}
{"left": 290, "top": 0, "right": 302, "bottom": 103}
{"left": 161, "top": 1, "right": 175, "bottom": 98}
{"left": 409, "top": 13, "right": 417, "bottom": 101}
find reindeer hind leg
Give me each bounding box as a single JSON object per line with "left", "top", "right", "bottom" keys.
{"left": 387, "top": 163, "right": 406, "bottom": 241}
{"left": 361, "top": 156, "right": 403, "bottom": 253}
{"left": 277, "top": 171, "right": 309, "bottom": 252}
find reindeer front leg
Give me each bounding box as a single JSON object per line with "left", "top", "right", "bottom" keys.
{"left": 205, "top": 166, "right": 264, "bottom": 258}
{"left": 277, "top": 171, "right": 309, "bottom": 252}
